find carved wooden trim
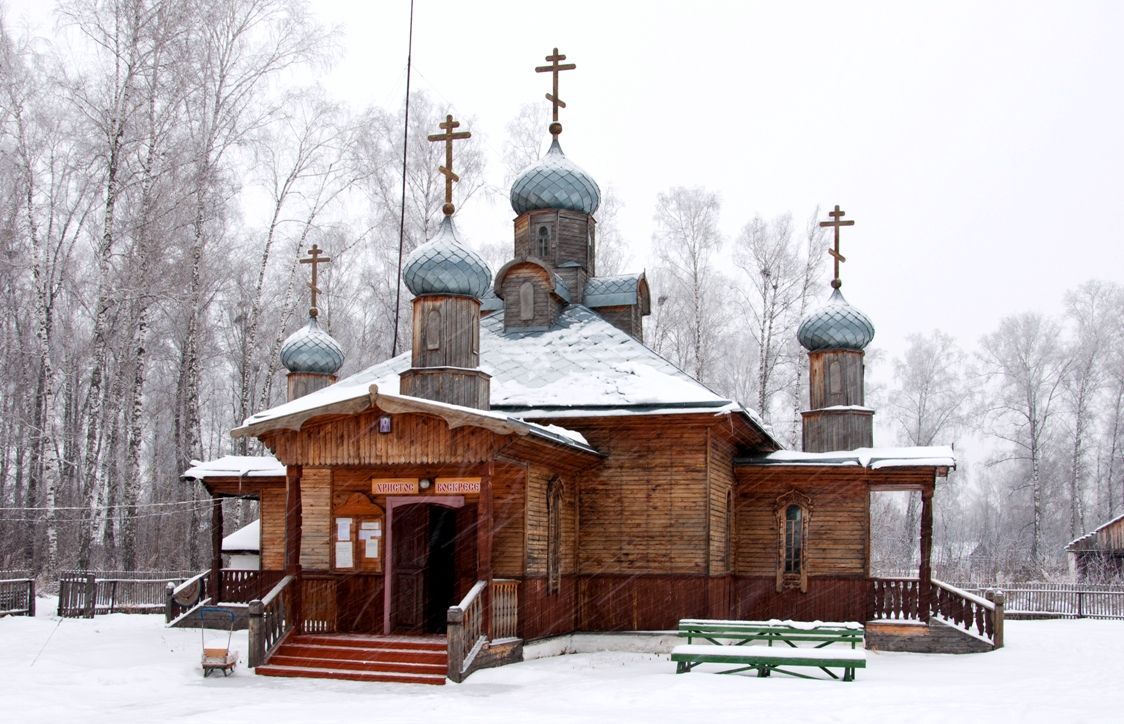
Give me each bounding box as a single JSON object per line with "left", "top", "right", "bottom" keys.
{"left": 774, "top": 490, "right": 813, "bottom": 593}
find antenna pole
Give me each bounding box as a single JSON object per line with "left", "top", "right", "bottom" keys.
{"left": 392, "top": 0, "right": 416, "bottom": 358}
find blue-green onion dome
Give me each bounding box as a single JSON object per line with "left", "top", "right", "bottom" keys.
{"left": 510, "top": 139, "right": 600, "bottom": 216}
{"left": 280, "top": 316, "right": 345, "bottom": 374}
{"left": 403, "top": 216, "right": 492, "bottom": 298}
{"left": 797, "top": 288, "right": 876, "bottom": 351}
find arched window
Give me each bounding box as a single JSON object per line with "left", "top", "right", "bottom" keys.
{"left": 784, "top": 505, "right": 802, "bottom": 574}
{"left": 425, "top": 309, "right": 441, "bottom": 351}
{"left": 547, "top": 477, "right": 563, "bottom": 595}
{"left": 774, "top": 490, "right": 813, "bottom": 593}
{"left": 827, "top": 358, "right": 843, "bottom": 403}
{"left": 519, "top": 281, "right": 535, "bottom": 321}
{"left": 536, "top": 225, "right": 550, "bottom": 259}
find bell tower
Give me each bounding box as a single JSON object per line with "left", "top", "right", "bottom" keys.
{"left": 797, "top": 205, "right": 875, "bottom": 452}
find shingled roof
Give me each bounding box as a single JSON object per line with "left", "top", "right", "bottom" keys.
{"left": 239, "top": 306, "right": 772, "bottom": 441}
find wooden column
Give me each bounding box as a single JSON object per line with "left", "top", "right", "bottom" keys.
{"left": 285, "top": 465, "right": 303, "bottom": 627}
{"left": 210, "top": 496, "right": 223, "bottom": 602}
{"left": 919, "top": 487, "right": 934, "bottom": 620}
{"left": 477, "top": 463, "right": 494, "bottom": 637}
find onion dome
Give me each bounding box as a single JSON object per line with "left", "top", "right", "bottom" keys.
{"left": 280, "top": 316, "right": 345, "bottom": 374}
{"left": 403, "top": 216, "right": 492, "bottom": 298}
{"left": 797, "top": 288, "right": 876, "bottom": 351}
{"left": 510, "top": 139, "right": 600, "bottom": 216}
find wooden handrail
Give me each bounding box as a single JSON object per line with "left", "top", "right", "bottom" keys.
{"left": 248, "top": 575, "right": 296, "bottom": 668}
{"left": 870, "top": 576, "right": 1004, "bottom": 648}
{"left": 447, "top": 580, "right": 488, "bottom": 683}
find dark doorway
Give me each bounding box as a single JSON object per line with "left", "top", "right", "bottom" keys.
{"left": 391, "top": 504, "right": 458, "bottom": 634}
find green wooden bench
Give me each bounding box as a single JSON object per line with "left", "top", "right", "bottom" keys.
{"left": 671, "top": 619, "right": 866, "bottom": 681}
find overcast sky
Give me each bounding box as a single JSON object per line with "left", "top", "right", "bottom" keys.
{"left": 8, "top": 0, "right": 1124, "bottom": 361}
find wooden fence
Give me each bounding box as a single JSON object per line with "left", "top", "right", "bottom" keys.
{"left": 955, "top": 582, "right": 1124, "bottom": 619}
{"left": 0, "top": 577, "right": 35, "bottom": 617}
{"left": 58, "top": 570, "right": 198, "bottom": 618}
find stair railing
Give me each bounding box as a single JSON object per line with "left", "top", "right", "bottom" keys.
{"left": 248, "top": 575, "right": 296, "bottom": 668}
{"left": 446, "top": 580, "right": 487, "bottom": 683}
{"left": 164, "top": 570, "right": 210, "bottom": 623}
{"left": 931, "top": 579, "right": 1004, "bottom": 648}
{"left": 869, "top": 576, "right": 1005, "bottom": 648}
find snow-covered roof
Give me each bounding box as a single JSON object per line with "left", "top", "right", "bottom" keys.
{"left": 222, "top": 520, "right": 260, "bottom": 553}
{"left": 738, "top": 446, "right": 956, "bottom": 470}
{"left": 583, "top": 273, "right": 648, "bottom": 311}
{"left": 1067, "top": 512, "right": 1124, "bottom": 550}
{"left": 181, "top": 455, "right": 286, "bottom": 480}
{"left": 233, "top": 383, "right": 599, "bottom": 458}
{"left": 237, "top": 306, "right": 767, "bottom": 443}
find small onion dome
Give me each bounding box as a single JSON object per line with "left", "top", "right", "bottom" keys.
{"left": 280, "top": 316, "right": 345, "bottom": 375}
{"left": 510, "top": 138, "right": 600, "bottom": 216}
{"left": 797, "top": 288, "right": 876, "bottom": 351}
{"left": 402, "top": 216, "right": 492, "bottom": 298}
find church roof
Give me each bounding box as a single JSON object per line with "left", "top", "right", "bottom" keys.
{"left": 402, "top": 217, "right": 492, "bottom": 298}
{"left": 797, "top": 288, "right": 876, "bottom": 351}
{"left": 236, "top": 305, "right": 773, "bottom": 443}
{"left": 280, "top": 317, "right": 345, "bottom": 375}
{"left": 510, "top": 139, "right": 600, "bottom": 216}
{"left": 584, "top": 273, "right": 650, "bottom": 312}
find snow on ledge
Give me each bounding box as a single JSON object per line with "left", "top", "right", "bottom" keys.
{"left": 182, "top": 455, "right": 285, "bottom": 480}
{"left": 741, "top": 446, "right": 955, "bottom": 470}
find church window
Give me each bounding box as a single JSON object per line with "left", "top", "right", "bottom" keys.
{"left": 774, "top": 491, "right": 812, "bottom": 593}
{"left": 519, "top": 282, "right": 535, "bottom": 321}
{"left": 828, "top": 359, "right": 843, "bottom": 402}
{"left": 547, "top": 477, "right": 563, "bottom": 595}
{"left": 536, "top": 225, "right": 551, "bottom": 259}
{"left": 784, "top": 505, "right": 802, "bottom": 573}
{"left": 425, "top": 309, "right": 441, "bottom": 351}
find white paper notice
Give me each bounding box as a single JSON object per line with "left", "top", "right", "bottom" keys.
{"left": 365, "top": 538, "right": 379, "bottom": 559}
{"left": 335, "top": 541, "right": 353, "bottom": 568}
{"left": 336, "top": 518, "right": 352, "bottom": 541}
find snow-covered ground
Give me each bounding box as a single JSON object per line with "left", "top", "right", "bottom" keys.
{"left": 1, "top": 599, "right": 1119, "bottom": 723}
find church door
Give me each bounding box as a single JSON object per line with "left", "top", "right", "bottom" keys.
{"left": 391, "top": 504, "right": 458, "bottom": 633}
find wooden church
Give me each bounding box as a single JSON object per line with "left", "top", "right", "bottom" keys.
{"left": 183, "top": 51, "right": 997, "bottom": 684}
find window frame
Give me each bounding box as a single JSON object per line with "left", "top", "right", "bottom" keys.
{"left": 774, "top": 490, "right": 813, "bottom": 593}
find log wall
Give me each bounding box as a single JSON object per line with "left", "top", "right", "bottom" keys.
{"left": 732, "top": 575, "right": 870, "bottom": 622}
{"left": 733, "top": 466, "right": 870, "bottom": 578}
{"left": 260, "top": 487, "right": 286, "bottom": 570}
{"left": 299, "top": 468, "right": 332, "bottom": 570}
{"left": 570, "top": 417, "right": 709, "bottom": 575}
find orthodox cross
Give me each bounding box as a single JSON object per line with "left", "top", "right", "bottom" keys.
{"left": 300, "top": 244, "right": 331, "bottom": 317}
{"left": 536, "top": 47, "right": 576, "bottom": 138}
{"left": 819, "top": 205, "right": 855, "bottom": 289}
{"left": 427, "top": 114, "right": 472, "bottom": 216}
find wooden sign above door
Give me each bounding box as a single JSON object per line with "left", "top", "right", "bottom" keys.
{"left": 372, "top": 478, "right": 419, "bottom": 495}
{"left": 435, "top": 477, "right": 481, "bottom": 495}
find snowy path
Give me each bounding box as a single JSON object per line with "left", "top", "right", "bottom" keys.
{"left": 0, "top": 603, "right": 1119, "bottom": 723}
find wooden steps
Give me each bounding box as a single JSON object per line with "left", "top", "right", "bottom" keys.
{"left": 256, "top": 634, "right": 448, "bottom": 685}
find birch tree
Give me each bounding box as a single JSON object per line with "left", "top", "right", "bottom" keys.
{"left": 980, "top": 312, "right": 1069, "bottom": 567}
{"left": 651, "top": 186, "right": 724, "bottom": 383}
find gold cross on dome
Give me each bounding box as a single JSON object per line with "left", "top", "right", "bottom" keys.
{"left": 819, "top": 205, "right": 855, "bottom": 289}
{"left": 299, "top": 244, "right": 332, "bottom": 317}
{"left": 427, "top": 114, "right": 472, "bottom": 216}
{"left": 536, "top": 47, "right": 576, "bottom": 137}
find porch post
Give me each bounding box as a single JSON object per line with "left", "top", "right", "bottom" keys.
{"left": 478, "top": 463, "right": 494, "bottom": 637}
{"left": 918, "top": 487, "right": 934, "bottom": 620}
{"left": 210, "top": 496, "right": 223, "bottom": 602}
{"left": 285, "top": 465, "right": 303, "bottom": 627}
